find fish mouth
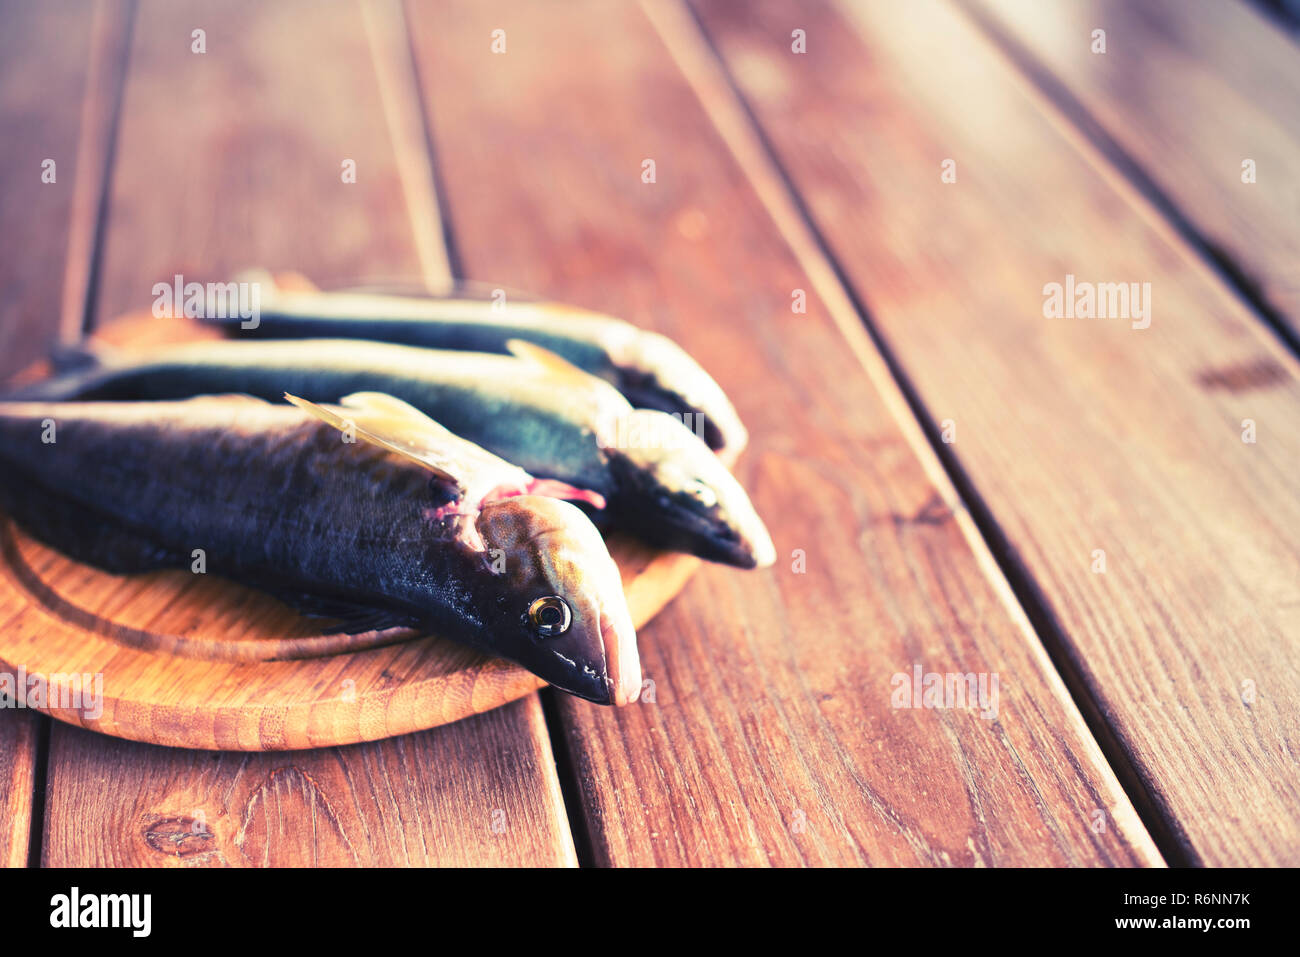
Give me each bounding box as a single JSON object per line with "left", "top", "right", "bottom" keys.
{"left": 556, "top": 666, "right": 616, "bottom": 706}
{"left": 602, "top": 429, "right": 774, "bottom": 569}
{"left": 535, "top": 580, "right": 639, "bottom": 707}
{"left": 474, "top": 496, "right": 640, "bottom": 706}
{"left": 606, "top": 491, "right": 775, "bottom": 569}
{"left": 695, "top": 483, "right": 775, "bottom": 569}
{"left": 536, "top": 604, "right": 637, "bottom": 706}
{"left": 728, "top": 522, "right": 776, "bottom": 570}
{"left": 600, "top": 604, "right": 641, "bottom": 706}
{"left": 672, "top": 505, "right": 775, "bottom": 569}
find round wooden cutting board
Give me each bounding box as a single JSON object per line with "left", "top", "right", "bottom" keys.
{"left": 0, "top": 297, "right": 705, "bottom": 750}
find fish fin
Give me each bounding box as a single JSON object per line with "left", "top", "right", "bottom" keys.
{"left": 260, "top": 587, "right": 420, "bottom": 634}
{"left": 338, "top": 390, "right": 440, "bottom": 420}
{"left": 504, "top": 339, "right": 596, "bottom": 385}
{"left": 519, "top": 478, "right": 606, "bottom": 511}
{"left": 285, "top": 391, "right": 467, "bottom": 492}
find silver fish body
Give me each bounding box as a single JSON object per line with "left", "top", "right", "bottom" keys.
{"left": 0, "top": 394, "right": 639, "bottom": 704}
{"left": 20, "top": 338, "right": 775, "bottom": 568}
{"left": 209, "top": 281, "right": 749, "bottom": 455}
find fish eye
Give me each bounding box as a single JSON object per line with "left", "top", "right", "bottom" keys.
{"left": 528, "top": 596, "right": 572, "bottom": 637}
{"left": 687, "top": 479, "right": 718, "bottom": 508}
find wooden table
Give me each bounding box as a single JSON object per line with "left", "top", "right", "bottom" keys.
{"left": 2, "top": 0, "right": 1297, "bottom": 867}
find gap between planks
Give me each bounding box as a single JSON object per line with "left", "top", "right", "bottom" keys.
{"left": 685, "top": 0, "right": 1300, "bottom": 865}
{"left": 18, "top": 0, "right": 136, "bottom": 868}
{"left": 57, "top": 0, "right": 136, "bottom": 346}
{"left": 360, "top": 0, "right": 453, "bottom": 292}
{"left": 36, "top": 0, "right": 579, "bottom": 868}
{"left": 369, "top": 0, "right": 588, "bottom": 863}
{"left": 641, "top": 0, "right": 1166, "bottom": 861}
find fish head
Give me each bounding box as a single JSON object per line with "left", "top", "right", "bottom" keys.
{"left": 603, "top": 410, "right": 775, "bottom": 569}
{"left": 606, "top": 329, "right": 749, "bottom": 455}
{"left": 474, "top": 495, "right": 640, "bottom": 705}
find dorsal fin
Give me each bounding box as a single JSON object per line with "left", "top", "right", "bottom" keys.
{"left": 340, "top": 391, "right": 438, "bottom": 420}
{"left": 284, "top": 392, "right": 465, "bottom": 491}
{"left": 504, "top": 339, "right": 594, "bottom": 386}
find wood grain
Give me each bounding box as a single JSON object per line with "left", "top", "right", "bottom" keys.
{"left": 406, "top": 0, "right": 1163, "bottom": 866}
{"left": 40, "top": 0, "right": 577, "bottom": 866}
{"left": 94, "top": 1, "right": 421, "bottom": 321}
{"left": 963, "top": 0, "right": 1300, "bottom": 341}
{"left": 42, "top": 697, "right": 575, "bottom": 866}
{"left": 0, "top": 0, "right": 117, "bottom": 378}
{"left": 0, "top": 0, "right": 128, "bottom": 867}
{"left": 691, "top": 0, "right": 1300, "bottom": 865}
{"left": 0, "top": 712, "right": 38, "bottom": 868}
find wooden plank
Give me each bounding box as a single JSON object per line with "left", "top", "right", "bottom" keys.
{"left": 43, "top": 699, "right": 574, "bottom": 866}
{"left": 0, "top": 713, "right": 38, "bottom": 867}
{"left": 0, "top": 0, "right": 100, "bottom": 379}
{"left": 962, "top": 0, "right": 1300, "bottom": 342}
{"left": 96, "top": 1, "right": 419, "bottom": 320}
{"left": 406, "top": 0, "right": 1162, "bottom": 866}
{"left": 42, "top": 0, "right": 576, "bottom": 867}
{"left": 0, "top": 0, "right": 127, "bottom": 867}
{"left": 691, "top": 0, "right": 1300, "bottom": 865}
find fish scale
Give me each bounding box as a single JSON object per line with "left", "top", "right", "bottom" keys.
{"left": 206, "top": 279, "right": 748, "bottom": 454}
{"left": 15, "top": 336, "right": 776, "bottom": 569}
